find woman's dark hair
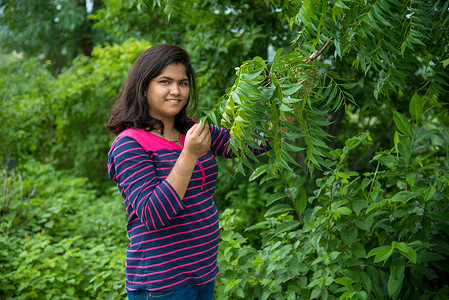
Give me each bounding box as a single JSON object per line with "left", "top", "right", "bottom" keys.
{"left": 106, "top": 44, "right": 197, "bottom": 135}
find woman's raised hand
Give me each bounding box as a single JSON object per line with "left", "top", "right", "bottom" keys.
{"left": 184, "top": 121, "right": 211, "bottom": 159}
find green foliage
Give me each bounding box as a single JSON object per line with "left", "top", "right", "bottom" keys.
{"left": 0, "top": 39, "right": 152, "bottom": 183}
{"left": 0, "top": 161, "right": 128, "bottom": 299}
{"left": 0, "top": 54, "right": 54, "bottom": 163}
{"left": 0, "top": 0, "right": 106, "bottom": 73}
{"left": 48, "top": 39, "right": 152, "bottom": 181}
{"left": 193, "top": 0, "right": 449, "bottom": 298}
{"left": 216, "top": 104, "right": 449, "bottom": 299}
{"left": 201, "top": 49, "right": 357, "bottom": 174}
{"left": 126, "top": 0, "right": 299, "bottom": 106}
{"left": 1, "top": 0, "right": 449, "bottom": 299}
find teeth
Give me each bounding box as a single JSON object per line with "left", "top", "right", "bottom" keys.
{"left": 166, "top": 100, "right": 180, "bottom": 103}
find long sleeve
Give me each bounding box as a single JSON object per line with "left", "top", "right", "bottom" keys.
{"left": 209, "top": 124, "right": 271, "bottom": 158}
{"left": 108, "top": 136, "right": 186, "bottom": 231}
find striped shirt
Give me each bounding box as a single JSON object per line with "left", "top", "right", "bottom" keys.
{"left": 107, "top": 123, "right": 270, "bottom": 292}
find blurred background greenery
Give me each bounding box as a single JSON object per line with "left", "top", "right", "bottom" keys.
{"left": 1, "top": 0, "right": 448, "bottom": 299}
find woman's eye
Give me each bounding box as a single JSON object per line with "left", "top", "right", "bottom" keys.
{"left": 160, "top": 80, "right": 169, "bottom": 84}
{"left": 180, "top": 82, "right": 188, "bottom": 86}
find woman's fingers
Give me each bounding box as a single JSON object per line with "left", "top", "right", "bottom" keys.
{"left": 184, "top": 121, "right": 211, "bottom": 158}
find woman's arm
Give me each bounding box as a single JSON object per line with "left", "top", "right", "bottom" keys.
{"left": 166, "top": 122, "right": 211, "bottom": 199}
{"left": 108, "top": 122, "right": 210, "bottom": 231}
{"left": 209, "top": 124, "right": 271, "bottom": 159}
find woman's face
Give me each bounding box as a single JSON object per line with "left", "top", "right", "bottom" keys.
{"left": 145, "top": 62, "right": 189, "bottom": 123}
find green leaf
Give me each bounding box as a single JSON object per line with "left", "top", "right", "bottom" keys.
{"left": 341, "top": 227, "right": 358, "bottom": 246}
{"left": 396, "top": 242, "right": 417, "bottom": 264}
{"left": 340, "top": 82, "right": 359, "bottom": 89}
{"left": 357, "top": 270, "right": 372, "bottom": 293}
{"left": 335, "top": 1, "right": 349, "bottom": 9}
{"left": 283, "top": 142, "right": 306, "bottom": 152}
{"left": 388, "top": 258, "right": 405, "bottom": 298}
{"left": 393, "top": 111, "right": 412, "bottom": 136}
{"left": 280, "top": 103, "right": 293, "bottom": 111}
{"left": 336, "top": 207, "right": 352, "bottom": 215}
{"left": 373, "top": 4, "right": 392, "bottom": 27}
{"left": 245, "top": 221, "right": 269, "bottom": 231}
{"left": 409, "top": 93, "right": 424, "bottom": 122}
{"left": 367, "top": 245, "right": 393, "bottom": 263}
{"left": 264, "top": 204, "right": 294, "bottom": 217}
{"left": 240, "top": 68, "right": 265, "bottom": 81}
{"left": 442, "top": 58, "right": 449, "bottom": 68}
{"left": 274, "top": 47, "right": 283, "bottom": 61}
{"left": 428, "top": 211, "right": 449, "bottom": 222}
{"left": 275, "top": 220, "right": 300, "bottom": 235}
{"left": 295, "top": 188, "right": 308, "bottom": 215}
{"left": 249, "top": 164, "right": 267, "bottom": 182}
{"left": 282, "top": 83, "right": 302, "bottom": 96}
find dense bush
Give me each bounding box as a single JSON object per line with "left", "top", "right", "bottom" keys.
{"left": 215, "top": 108, "right": 449, "bottom": 299}
{"left": 0, "top": 161, "right": 127, "bottom": 299}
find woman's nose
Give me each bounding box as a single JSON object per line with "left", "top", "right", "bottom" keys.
{"left": 170, "top": 84, "right": 180, "bottom": 95}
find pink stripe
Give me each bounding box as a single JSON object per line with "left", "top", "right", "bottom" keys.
{"left": 138, "top": 208, "right": 218, "bottom": 234}
{"left": 126, "top": 243, "right": 218, "bottom": 269}
{"left": 108, "top": 137, "right": 134, "bottom": 156}
{"left": 117, "top": 160, "right": 152, "bottom": 180}
{"left": 188, "top": 171, "right": 218, "bottom": 183}
{"left": 186, "top": 177, "right": 217, "bottom": 191}
{"left": 114, "top": 147, "right": 145, "bottom": 166}
{"left": 156, "top": 157, "right": 178, "bottom": 163}
{"left": 126, "top": 235, "right": 220, "bottom": 260}
{"left": 163, "top": 181, "right": 183, "bottom": 211}
{"left": 115, "top": 154, "right": 148, "bottom": 176}
{"left": 111, "top": 139, "right": 135, "bottom": 154}
{"left": 127, "top": 248, "right": 218, "bottom": 276}
{"left": 125, "top": 261, "right": 217, "bottom": 287}
{"left": 172, "top": 203, "right": 214, "bottom": 219}
{"left": 129, "top": 180, "right": 157, "bottom": 200}
{"left": 129, "top": 218, "right": 219, "bottom": 243}
{"left": 146, "top": 203, "right": 157, "bottom": 230}
{"left": 214, "top": 127, "right": 226, "bottom": 151}
{"left": 154, "top": 187, "right": 171, "bottom": 219}
{"left": 119, "top": 163, "right": 153, "bottom": 184}
{"left": 127, "top": 223, "right": 145, "bottom": 233}
{"left": 134, "top": 184, "right": 158, "bottom": 209}
{"left": 150, "top": 196, "right": 165, "bottom": 228}
{"left": 124, "top": 171, "right": 156, "bottom": 193}
{"left": 157, "top": 164, "right": 217, "bottom": 181}
{"left": 155, "top": 166, "right": 175, "bottom": 171}
{"left": 130, "top": 225, "right": 219, "bottom": 249}
{"left": 127, "top": 218, "right": 142, "bottom": 228}
{"left": 222, "top": 140, "right": 231, "bottom": 157}
{"left": 261, "top": 141, "right": 268, "bottom": 152}
{"left": 156, "top": 151, "right": 180, "bottom": 157}
{"left": 183, "top": 186, "right": 215, "bottom": 199}
{"left": 183, "top": 194, "right": 214, "bottom": 209}
{"left": 199, "top": 155, "right": 214, "bottom": 165}
{"left": 185, "top": 195, "right": 213, "bottom": 208}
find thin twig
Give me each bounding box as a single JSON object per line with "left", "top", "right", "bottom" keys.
{"left": 18, "top": 174, "right": 23, "bottom": 219}
{"left": 304, "top": 14, "right": 347, "bottom": 63}
{"left": 23, "top": 196, "right": 52, "bottom": 226}
{"left": 24, "top": 185, "right": 37, "bottom": 221}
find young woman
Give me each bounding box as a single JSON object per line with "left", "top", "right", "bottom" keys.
{"left": 106, "top": 44, "right": 271, "bottom": 300}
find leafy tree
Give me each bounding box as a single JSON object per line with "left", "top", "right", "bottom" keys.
{"left": 0, "top": 0, "right": 105, "bottom": 73}
{"left": 0, "top": 39, "right": 152, "bottom": 183}
{"left": 94, "top": 0, "right": 299, "bottom": 106}
{"left": 144, "top": 0, "right": 449, "bottom": 298}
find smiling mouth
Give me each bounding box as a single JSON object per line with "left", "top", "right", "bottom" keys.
{"left": 166, "top": 99, "right": 181, "bottom": 103}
